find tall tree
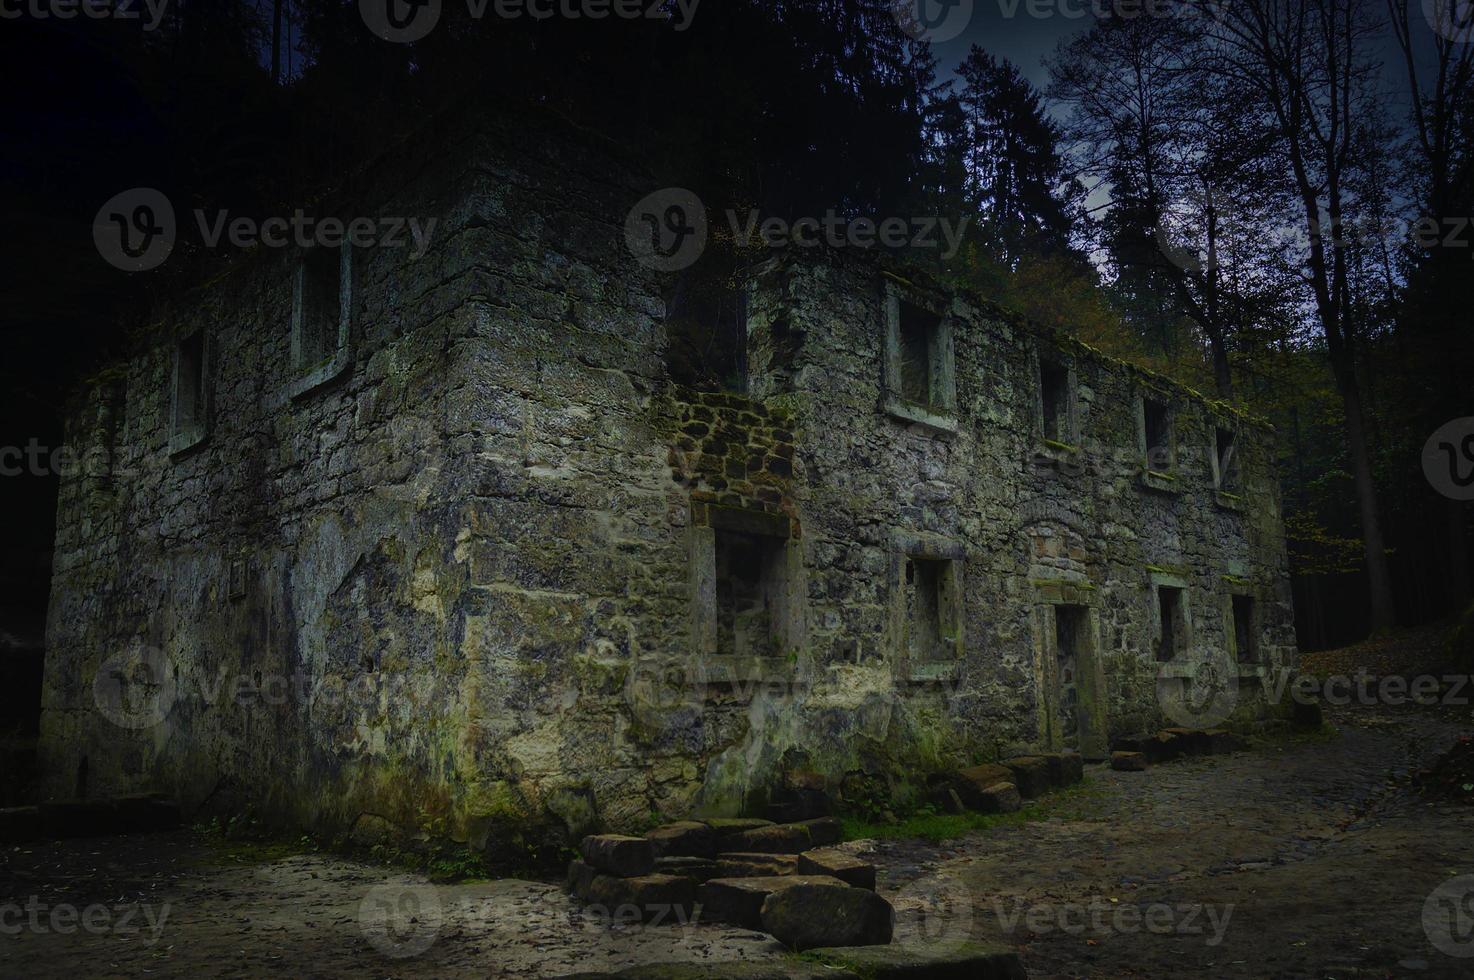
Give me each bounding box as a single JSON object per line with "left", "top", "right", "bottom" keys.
{"left": 957, "top": 47, "right": 1072, "bottom": 258}
{"left": 1206, "top": 0, "right": 1398, "bottom": 629}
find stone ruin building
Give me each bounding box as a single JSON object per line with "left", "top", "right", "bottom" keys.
{"left": 39, "top": 109, "right": 1298, "bottom": 854}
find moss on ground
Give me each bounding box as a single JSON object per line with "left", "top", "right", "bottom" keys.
{"left": 840, "top": 778, "right": 1107, "bottom": 843}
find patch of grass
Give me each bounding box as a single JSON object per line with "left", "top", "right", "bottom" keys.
{"left": 841, "top": 779, "right": 1107, "bottom": 843}
{"left": 193, "top": 818, "right": 318, "bottom": 866}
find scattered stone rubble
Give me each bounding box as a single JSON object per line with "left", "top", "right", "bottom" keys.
{"left": 566, "top": 753, "right": 1086, "bottom": 954}
{"left": 1109, "top": 726, "right": 1245, "bottom": 771}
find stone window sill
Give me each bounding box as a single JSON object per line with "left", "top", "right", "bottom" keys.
{"left": 1137, "top": 470, "right": 1182, "bottom": 495}
{"left": 1033, "top": 439, "right": 1079, "bottom": 466}
{"left": 168, "top": 424, "right": 208, "bottom": 458}
{"left": 702, "top": 655, "right": 796, "bottom": 692}
{"left": 1155, "top": 659, "right": 1196, "bottom": 680}
{"left": 905, "top": 659, "right": 960, "bottom": 685}
{"left": 882, "top": 394, "right": 958, "bottom": 438}
{"left": 288, "top": 348, "right": 351, "bottom": 401}
{"left": 1214, "top": 489, "right": 1245, "bottom": 512}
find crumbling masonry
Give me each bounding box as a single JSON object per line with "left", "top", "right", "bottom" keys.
{"left": 40, "top": 111, "right": 1297, "bottom": 852}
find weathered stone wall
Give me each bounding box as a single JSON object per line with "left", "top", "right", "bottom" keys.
{"left": 42, "top": 110, "right": 1296, "bottom": 858}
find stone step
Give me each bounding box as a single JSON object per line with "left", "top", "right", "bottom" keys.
{"left": 583, "top": 873, "right": 697, "bottom": 924}
{"left": 713, "top": 852, "right": 799, "bottom": 877}
{"left": 797, "top": 847, "right": 876, "bottom": 890}
{"left": 1111, "top": 751, "right": 1149, "bottom": 771}
{"left": 645, "top": 820, "right": 718, "bottom": 859}
{"left": 698, "top": 874, "right": 841, "bottom": 929}
{"left": 580, "top": 834, "right": 655, "bottom": 877}
{"left": 760, "top": 880, "right": 893, "bottom": 950}
{"left": 806, "top": 941, "right": 1028, "bottom": 979}
{"left": 1000, "top": 756, "right": 1052, "bottom": 798}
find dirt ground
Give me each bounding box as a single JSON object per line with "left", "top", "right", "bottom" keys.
{"left": 4, "top": 699, "right": 1474, "bottom": 979}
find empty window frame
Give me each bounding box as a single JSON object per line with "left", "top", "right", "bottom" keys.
{"left": 1040, "top": 359, "right": 1072, "bottom": 444}
{"left": 1214, "top": 427, "right": 1240, "bottom": 492}
{"left": 1232, "top": 594, "right": 1257, "bottom": 664}
{"left": 883, "top": 287, "right": 956, "bottom": 426}
{"left": 292, "top": 243, "right": 348, "bottom": 374}
{"left": 1143, "top": 397, "right": 1173, "bottom": 472}
{"left": 1156, "top": 584, "right": 1187, "bottom": 662}
{"left": 169, "top": 329, "right": 208, "bottom": 452}
{"left": 898, "top": 302, "right": 942, "bottom": 407}
{"left": 714, "top": 529, "right": 785, "bottom": 657}
{"left": 904, "top": 556, "right": 960, "bottom": 662}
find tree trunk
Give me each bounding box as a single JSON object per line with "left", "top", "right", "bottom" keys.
{"left": 1330, "top": 353, "right": 1396, "bottom": 631}
{"left": 1450, "top": 498, "right": 1471, "bottom": 608}
{"left": 272, "top": 0, "right": 282, "bottom": 86}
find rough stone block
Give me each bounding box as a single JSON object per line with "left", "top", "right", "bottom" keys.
{"left": 759, "top": 881, "right": 894, "bottom": 950}
{"left": 1205, "top": 729, "right": 1245, "bottom": 754}
{"left": 1293, "top": 698, "right": 1324, "bottom": 729}
{"left": 566, "top": 858, "right": 597, "bottom": 899}
{"left": 703, "top": 818, "right": 775, "bottom": 836}
{"left": 797, "top": 847, "right": 876, "bottom": 890}
{"left": 114, "top": 794, "right": 182, "bottom": 833}
{"left": 646, "top": 820, "right": 718, "bottom": 859}
{"left": 580, "top": 834, "right": 655, "bottom": 877}
{"left": 714, "top": 853, "right": 799, "bottom": 877}
{"left": 584, "top": 873, "right": 697, "bottom": 924}
{"left": 698, "top": 875, "right": 839, "bottom": 929}
{"left": 1111, "top": 751, "right": 1149, "bottom": 772}
{"left": 38, "top": 800, "right": 119, "bottom": 838}
{"left": 723, "top": 823, "right": 813, "bottom": 854}
{"left": 974, "top": 781, "right": 1021, "bottom": 814}
{"left": 1161, "top": 727, "right": 1210, "bottom": 756}
{"left": 948, "top": 764, "right": 1016, "bottom": 810}
{"left": 1001, "top": 756, "right": 1051, "bottom": 798}
{"left": 793, "top": 816, "right": 842, "bottom": 846}
{"left": 1040, "top": 751, "right": 1084, "bottom": 786}
{"left": 1143, "top": 731, "right": 1181, "bottom": 763}
{"left": 0, "top": 806, "right": 40, "bottom": 843}
{"left": 653, "top": 856, "right": 720, "bottom": 882}
{"left": 806, "top": 941, "right": 1027, "bottom": 979}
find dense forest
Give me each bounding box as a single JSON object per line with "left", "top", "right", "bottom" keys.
{"left": 3, "top": 0, "right": 1471, "bottom": 650}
